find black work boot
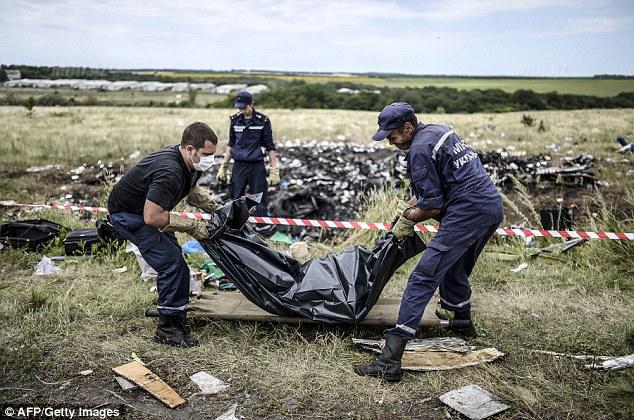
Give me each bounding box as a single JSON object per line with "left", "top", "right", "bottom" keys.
{"left": 450, "top": 310, "right": 478, "bottom": 338}
{"left": 154, "top": 315, "right": 199, "bottom": 347}
{"left": 354, "top": 333, "right": 408, "bottom": 382}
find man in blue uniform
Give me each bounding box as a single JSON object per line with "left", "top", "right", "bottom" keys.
{"left": 355, "top": 103, "right": 503, "bottom": 382}
{"left": 108, "top": 122, "right": 220, "bottom": 347}
{"left": 216, "top": 90, "right": 279, "bottom": 217}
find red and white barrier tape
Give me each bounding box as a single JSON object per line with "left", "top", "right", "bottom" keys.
{"left": 1, "top": 201, "right": 633, "bottom": 241}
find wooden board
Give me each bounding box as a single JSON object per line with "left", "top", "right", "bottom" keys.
{"left": 189, "top": 292, "right": 438, "bottom": 326}
{"left": 112, "top": 361, "right": 186, "bottom": 408}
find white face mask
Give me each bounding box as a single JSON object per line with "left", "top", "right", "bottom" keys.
{"left": 191, "top": 150, "right": 215, "bottom": 171}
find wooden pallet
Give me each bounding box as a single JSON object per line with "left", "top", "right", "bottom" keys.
{"left": 189, "top": 292, "right": 439, "bottom": 326}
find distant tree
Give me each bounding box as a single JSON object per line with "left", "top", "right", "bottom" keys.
{"left": 24, "top": 96, "right": 35, "bottom": 117}
{"left": 521, "top": 114, "right": 535, "bottom": 127}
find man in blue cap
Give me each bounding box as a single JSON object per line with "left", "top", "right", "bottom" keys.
{"left": 354, "top": 102, "right": 503, "bottom": 382}
{"left": 216, "top": 90, "right": 279, "bottom": 218}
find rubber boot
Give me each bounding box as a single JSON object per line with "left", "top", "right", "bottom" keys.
{"left": 354, "top": 333, "right": 408, "bottom": 382}
{"left": 450, "top": 310, "right": 478, "bottom": 338}
{"left": 154, "top": 315, "right": 199, "bottom": 347}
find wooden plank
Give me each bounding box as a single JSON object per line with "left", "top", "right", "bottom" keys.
{"left": 112, "top": 361, "right": 185, "bottom": 408}
{"left": 189, "top": 292, "right": 437, "bottom": 325}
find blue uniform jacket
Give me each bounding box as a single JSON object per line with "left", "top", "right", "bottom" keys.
{"left": 407, "top": 123, "right": 503, "bottom": 231}
{"left": 229, "top": 109, "right": 276, "bottom": 162}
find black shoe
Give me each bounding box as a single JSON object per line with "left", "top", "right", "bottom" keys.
{"left": 154, "top": 315, "right": 199, "bottom": 347}
{"left": 354, "top": 333, "right": 408, "bottom": 382}
{"left": 450, "top": 310, "right": 478, "bottom": 338}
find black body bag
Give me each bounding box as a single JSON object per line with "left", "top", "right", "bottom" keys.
{"left": 198, "top": 197, "right": 426, "bottom": 325}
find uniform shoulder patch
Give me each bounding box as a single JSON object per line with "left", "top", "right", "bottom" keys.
{"left": 230, "top": 112, "right": 241, "bottom": 120}
{"left": 255, "top": 111, "right": 269, "bottom": 122}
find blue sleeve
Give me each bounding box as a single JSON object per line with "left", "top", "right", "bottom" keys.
{"left": 261, "top": 120, "right": 276, "bottom": 151}
{"left": 228, "top": 121, "right": 235, "bottom": 147}
{"left": 410, "top": 151, "right": 444, "bottom": 209}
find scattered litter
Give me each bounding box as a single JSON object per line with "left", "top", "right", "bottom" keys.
{"left": 215, "top": 403, "right": 238, "bottom": 420}
{"left": 190, "top": 371, "right": 230, "bottom": 395}
{"left": 585, "top": 354, "right": 634, "bottom": 370}
{"left": 190, "top": 269, "right": 203, "bottom": 296}
{"left": 530, "top": 312, "right": 541, "bottom": 318}
{"left": 617, "top": 136, "right": 633, "bottom": 153}
{"left": 353, "top": 337, "right": 504, "bottom": 371}
{"left": 218, "top": 279, "right": 237, "bottom": 291}
{"left": 112, "top": 361, "right": 186, "bottom": 408}
{"left": 34, "top": 256, "right": 62, "bottom": 276}
{"left": 125, "top": 243, "right": 158, "bottom": 281}
{"left": 130, "top": 352, "right": 145, "bottom": 366}
{"left": 112, "top": 266, "right": 127, "bottom": 274}
{"left": 128, "top": 150, "right": 141, "bottom": 159}
{"left": 149, "top": 285, "right": 157, "bottom": 293}
{"left": 289, "top": 241, "right": 309, "bottom": 259}
{"left": 78, "top": 369, "right": 93, "bottom": 376}
{"left": 526, "top": 349, "right": 634, "bottom": 370}
{"left": 200, "top": 260, "right": 225, "bottom": 282}
{"left": 182, "top": 239, "right": 205, "bottom": 255}
{"left": 26, "top": 164, "right": 64, "bottom": 173}
{"left": 439, "top": 384, "right": 510, "bottom": 420}
{"left": 114, "top": 375, "right": 137, "bottom": 391}
{"left": 511, "top": 262, "right": 529, "bottom": 273}
{"left": 269, "top": 231, "right": 294, "bottom": 245}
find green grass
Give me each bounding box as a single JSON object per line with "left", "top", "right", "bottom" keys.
{"left": 143, "top": 71, "right": 634, "bottom": 97}
{"left": 0, "top": 106, "right": 633, "bottom": 418}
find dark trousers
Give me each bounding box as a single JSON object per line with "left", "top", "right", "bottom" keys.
{"left": 230, "top": 160, "right": 268, "bottom": 216}
{"left": 387, "top": 223, "right": 499, "bottom": 338}
{"left": 109, "top": 212, "right": 190, "bottom": 320}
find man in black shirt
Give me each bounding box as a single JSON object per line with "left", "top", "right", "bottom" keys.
{"left": 108, "top": 121, "right": 220, "bottom": 347}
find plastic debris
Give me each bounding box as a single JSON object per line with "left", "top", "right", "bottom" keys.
{"left": 585, "top": 354, "right": 634, "bottom": 370}
{"left": 112, "top": 266, "right": 127, "bottom": 274}
{"left": 190, "top": 269, "right": 203, "bottom": 296}
{"left": 125, "top": 243, "right": 158, "bottom": 282}
{"left": 511, "top": 262, "right": 529, "bottom": 273}
{"left": 526, "top": 349, "right": 634, "bottom": 370}
{"left": 190, "top": 371, "right": 230, "bottom": 395}
{"left": 182, "top": 239, "right": 205, "bottom": 255}
{"left": 78, "top": 369, "right": 93, "bottom": 376}
{"left": 34, "top": 256, "right": 62, "bottom": 276}
{"left": 617, "top": 136, "right": 633, "bottom": 153}
{"left": 269, "top": 231, "right": 294, "bottom": 245}
{"left": 439, "top": 385, "right": 510, "bottom": 420}
{"left": 215, "top": 403, "right": 238, "bottom": 420}
{"left": 289, "top": 241, "right": 309, "bottom": 259}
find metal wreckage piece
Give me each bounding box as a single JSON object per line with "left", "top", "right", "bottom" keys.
{"left": 196, "top": 195, "right": 425, "bottom": 324}
{"left": 199, "top": 141, "right": 600, "bottom": 236}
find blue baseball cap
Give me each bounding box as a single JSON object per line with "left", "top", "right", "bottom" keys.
{"left": 234, "top": 91, "right": 253, "bottom": 109}
{"left": 372, "top": 102, "right": 416, "bottom": 141}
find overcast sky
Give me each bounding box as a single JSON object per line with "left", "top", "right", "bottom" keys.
{"left": 1, "top": 0, "right": 633, "bottom": 76}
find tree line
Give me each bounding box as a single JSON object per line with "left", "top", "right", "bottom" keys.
{"left": 213, "top": 81, "right": 634, "bottom": 113}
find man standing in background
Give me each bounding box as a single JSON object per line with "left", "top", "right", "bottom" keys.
{"left": 216, "top": 90, "right": 279, "bottom": 220}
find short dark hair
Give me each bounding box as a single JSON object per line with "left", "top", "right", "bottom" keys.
{"left": 398, "top": 114, "right": 418, "bottom": 132}
{"left": 181, "top": 122, "right": 218, "bottom": 148}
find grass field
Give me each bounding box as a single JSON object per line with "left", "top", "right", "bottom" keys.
{"left": 142, "top": 71, "right": 634, "bottom": 97}
{"left": 0, "top": 106, "right": 633, "bottom": 419}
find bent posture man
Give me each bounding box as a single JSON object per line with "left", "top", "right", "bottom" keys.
{"left": 355, "top": 103, "right": 503, "bottom": 381}
{"left": 216, "top": 90, "right": 279, "bottom": 218}
{"left": 108, "top": 122, "right": 220, "bottom": 347}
